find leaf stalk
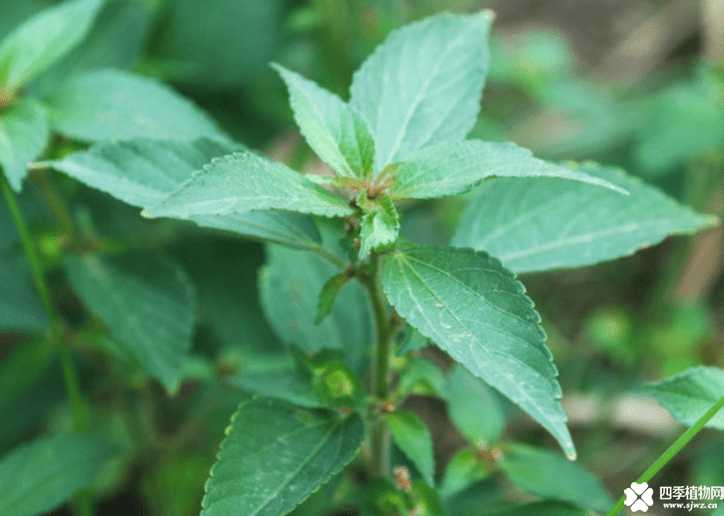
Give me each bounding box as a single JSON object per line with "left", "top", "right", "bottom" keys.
{"left": 1, "top": 173, "right": 88, "bottom": 431}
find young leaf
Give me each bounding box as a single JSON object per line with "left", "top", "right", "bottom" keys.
{"left": 45, "top": 138, "right": 322, "bottom": 249}
{"left": 274, "top": 64, "right": 375, "bottom": 178}
{"left": 0, "top": 434, "right": 114, "bottom": 516}
{"left": 0, "top": 97, "right": 49, "bottom": 191}
{"left": 143, "top": 152, "right": 353, "bottom": 219}
{"left": 259, "top": 245, "right": 372, "bottom": 370}
{"left": 394, "top": 356, "right": 447, "bottom": 398}
{"left": 390, "top": 140, "right": 627, "bottom": 200}
{"left": 381, "top": 245, "right": 574, "bottom": 458}
{"left": 350, "top": 12, "right": 493, "bottom": 172}
{"left": 358, "top": 193, "right": 399, "bottom": 259}
{"left": 316, "top": 270, "right": 352, "bottom": 324}
{"left": 645, "top": 366, "right": 724, "bottom": 430}
{"left": 386, "top": 409, "right": 435, "bottom": 485}
{"left": 40, "top": 69, "right": 226, "bottom": 142}
{"left": 0, "top": 257, "right": 48, "bottom": 332}
{"left": 444, "top": 364, "right": 506, "bottom": 446}
{"left": 201, "top": 397, "right": 363, "bottom": 516}
{"left": 65, "top": 253, "right": 196, "bottom": 392}
{"left": 408, "top": 480, "right": 446, "bottom": 516}
{"left": 499, "top": 444, "right": 614, "bottom": 514}
{"left": 452, "top": 165, "right": 718, "bottom": 274}
{"left": 439, "top": 448, "right": 491, "bottom": 498}
{"left": 0, "top": 0, "right": 104, "bottom": 95}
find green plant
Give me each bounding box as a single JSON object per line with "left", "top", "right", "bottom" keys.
{"left": 1, "top": 4, "right": 723, "bottom": 516}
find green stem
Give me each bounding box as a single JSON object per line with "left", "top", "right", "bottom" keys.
{"left": 360, "top": 253, "right": 395, "bottom": 478}
{"left": 313, "top": 244, "right": 348, "bottom": 270}
{"left": 31, "top": 169, "right": 81, "bottom": 249}
{"left": 606, "top": 392, "right": 724, "bottom": 516}
{"left": 1, "top": 174, "right": 87, "bottom": 431}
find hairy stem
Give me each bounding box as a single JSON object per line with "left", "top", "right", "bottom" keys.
{"left": 1, "top": 174, "right": 87, "bottom": 430}
{"left": 606, "top": 392, "right": 724, "bottom": 516}
{"left": 360, "top": 253, "right": 394, "bottom": 478}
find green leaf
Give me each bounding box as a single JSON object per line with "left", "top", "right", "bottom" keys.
{"left": 46, "top": 138, "right": 322, "bottom": 249}
{"left": 394, "top": 356, "right": 446, "bottom": 398}
{"left": 0, "top": 256, "right": 48, "bottom": 332}
{"left": 143, "top": 152, "right": 353, "bottom": 219}
{"left": 228, "top": 366, "right": 321, "bottom": 409}
{"left": 0, "top": 0, "right": 104, "bottom": 94}
{"left": 483, "top": 501, "right": 587, "bottom": 516}
{"left": 499, "top": 444, "right": 614, "bottom": 514}
{"left": 316, "top": 270, "right": 351, "bottom": 324}
{"left": 40, "top": 69, "right": 226, "bottom": 142}
{"left": 177, "top": 239, "right": 285, "bottom": 357}
{"left": 397, "top": 326, "right": 430, "bottom": 356}
{"left": 274, "top": 64, "right": 375, "bottom": 178}
{"left": 0, "top": 2, "right": 46, "bottom": 43}
{"left": 390, "top": 140, "right": 627, "bottom": 200}
{"left": 143, "top": 453, "right": 209, "bottom": 516}
{"left": 200, "top": 397, "right": 363, "bottom": 516}
{"left": 359, "top": 193, "right": 399, "bottom": 259}
{"left": 190, "top": 211, "right": 323, "bottom": 251}
{"left": 444, "top": 364, "right": 505, "bottom": 446}
{"left": 452, "top": 165, "right": 718, "bottom": 274}
{"left": 0, "top": 434, "right": 114, "bottom": 516}
{"left": 381, "top": 245, "right": 574, "bottom": 458}
{"left": 150, "top": 0, "right": 281, "bottom": 88}
{"left": 33, "top": 0, "right": 151, "bottom": 90}
{"left": 386, "top": 409, "right": 435, "bottom": 485}
{"left": 350, "top": 12, "right": 493, "bottom": 172}
{"left": 65, "top": 253, "right": 196, "bottom": 392}
{"left": 47, "top": 137, "right": 242, "bottom": 209}
{"left": 408, "top": 480, "right": 446, "bottom": 516}
{"left": 439, "top": 448, "right": 491, "bottom": 498}
{"left": 259, "top": 245, "right": 372, "bottom": 370}
{"left": 636, "top": 78, "right": 724, "bottom": 176}
{"left": 0, "top": 337, "right": 52, "bottom": 405}
{"left": 0, "top": 97, "right": 48, "bottom": 191}
{"left": 645, "top": 366, "right": 724, "bottom": 430}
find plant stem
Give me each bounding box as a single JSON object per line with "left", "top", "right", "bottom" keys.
{"left": 31, "top": 169, "right": 82, "bottom": 249}
{"left": 2, "top": 174, "right": 93, "bottom": 516}
{"left": 1, "top": 174, "right": 87, "bottom": 431}
{"left": 360, "top": 253, "right": 394, "bottom": 478}
{"left": 606, "top": 392, "right": 724, "bottom": 515}
{"left": 313, "top": 244, "right": 348, "bottom": 270}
